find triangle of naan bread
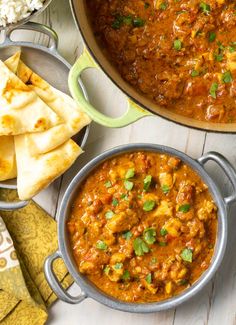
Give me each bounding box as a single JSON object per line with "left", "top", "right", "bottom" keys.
{"left": 0, "top": 136, "right": 17, "bottom": 181}
{"left": 5, "top": 53, "right": 91, "bottom": 155}
{"left": 15, "top": 135, "right": 82, "bottom": 200}
{"left": 0, "top": 59, "right": 63, "bottom": 136}
{"left": 0, "top": 54, "right": 18, "bottom": 181}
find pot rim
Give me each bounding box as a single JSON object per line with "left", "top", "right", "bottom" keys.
{"left": 57, "top": 143, "right": 227, "bottom": 313}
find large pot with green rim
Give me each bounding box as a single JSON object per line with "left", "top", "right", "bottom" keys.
{"left": 69, "top": 0, "right": 236, "bottom": 132}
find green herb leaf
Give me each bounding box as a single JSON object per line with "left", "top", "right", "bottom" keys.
{"left": 125, "top": 168, "right": 135, "bottom": 179}
{"left": 214, "top": 53, "right": 223, "bottom": 62}
{"left": 104, "top": 265, "right": 110, "bottom": 275}
{"left": 178, "top": 279, "right": 188, "bottom": 285}
{"left": 104, "top": 180, "right": 112, "bottom": 188}
{"left": 105, "top": 210, "right": 114, "bottom": 220}
{"left": 159, "top": 241, "right": 167, "bottom": 247}
{"left": 133, "top": 237, "right": 150, "bottom": 256}
{"left": 180, "top": 248, "right": 193, "bottom": 262}
{"left": 222, "top": 71, "right": 233, "bottom": 83}
{"left": 114, "top": 262, "right": 123, "bottom": 270}
{"left": 160, "top": 228, "right": 168, "bottom": 236}
{"left": 143, "top": 228, "right": 156, "bottom": 245}
{"left": 96, "top": 240, "right": 107, "bottom": 250}
{"left": 146, "top": 273, "right": 152, "bottom": 284}
{"left": 120, "top": 193, "right": 129, "bottom": 200}
{"left": 173, "top": 39, "right": 182, "bottom": 51}
{"left": 161, "top": 184, "right": 170, "bottom": 194}
{"left": 178, "top": 204, "right": 190, "bottom": 213}
{"left": 199, "top": 2, "right": 211, "bottom": 14}
{"left": 122, "top": 231, "right": 133, "bottom": 240}
{"left": 133, "top": 17, "right": 145, "bottom": 27}
{"left": 112, "top": 198, "right": 119, "bottom": 206}
{"left": 122, "top": 270, "right": 130, "bottom": 280}
{"left": 191, "top": 70, "right": 199, "bottom": 77}
{"left": 209, "top": 82, "right": 218, "bottom": 99}
{"left": 143, "top": 175, "right": 152, "bottom": 191}
{"left": 150, "top": 257, "right": 157, "bottom": 264}
{"left": 160, "top": 2, "right": 168, "bottom": 10}
{"left": 208, "top": 31, "right": 216, "bottom": 42}
{"left": 143, "top": 200, "right": 156, "bottom": 211}
{"left": 124, "top": 180, "right": 134, "bottom": 191}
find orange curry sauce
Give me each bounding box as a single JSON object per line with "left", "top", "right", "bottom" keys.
{"left": 67, "top": 152, "right": 217, "bottom": 303}
{"left": 86, "top": 0, "right": 236, "bottom": 122}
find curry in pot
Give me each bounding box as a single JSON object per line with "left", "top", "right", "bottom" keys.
{"left": 86, "top": 0, "right": 236, "bottom": 123}
{"left": 67, "top": 152, "right": 217, "bottom": 303}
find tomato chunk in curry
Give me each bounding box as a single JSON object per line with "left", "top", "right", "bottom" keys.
{"left": 86, "top": 0, "right": 236, "bottom": 123}
{"left": 67, "top": 152, "right": 217, "bottom": 303}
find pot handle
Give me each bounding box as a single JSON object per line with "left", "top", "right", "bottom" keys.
{"left": 197, "top": 151, "right": 236, "bottom": 205}
{"left": 2, "top": 22, "right": 58, "bottom": 51}
{"left": 44, "top": 250, "right": 87, "bottom": 304}
{"left": 0, "top": 183, "right": 28, "bottom": 211}
{"left": 68, "top": 48, "right": 152, "bottom": 128}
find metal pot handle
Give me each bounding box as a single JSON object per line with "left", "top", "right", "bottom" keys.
{"left": 2, "top": 21, "right": 58, "bottom": 51}
{"left": 197, "top": 151, "right": 236, "bottom": 205}
{"left": 68, "top": 48, "right": 152, "bottom": 128}
{"left": 0, "top": 183, "right": 28, "bottom": 211}
{"left": 44, "top": 250, "right": 87, "bottom": 304}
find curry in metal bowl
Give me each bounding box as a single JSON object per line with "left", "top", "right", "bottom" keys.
{"left": 86, "top": 0, "right": 236, "bottom": 123}
{"left": 67, "top": 151, "right": 217, "bottom": 303}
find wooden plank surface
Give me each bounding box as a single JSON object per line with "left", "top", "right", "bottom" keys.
{"left": 8, "top": 0, "right": 236, "bottom": 324}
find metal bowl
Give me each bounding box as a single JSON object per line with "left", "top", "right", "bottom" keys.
{"left": 45, "top": 143, "right": 236, "bottom": 312}
{"left": 0, "top": 22, "right": 90, "bottom": 211}
{"left": 0, "top": 0, "right": 53, "bottom": 31}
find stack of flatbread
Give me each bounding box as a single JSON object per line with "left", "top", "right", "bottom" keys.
{"left": 0, "top": 52, "right": 91, "bottom": 201}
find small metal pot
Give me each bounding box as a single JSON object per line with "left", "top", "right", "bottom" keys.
{"left": 0, "top": 22, "right": 90, "bottom": 211}
{"left": 0, "top": 0, "right": 53, "bottom": 31}
{"left": 44, "top": 143, "right": 236, "bottom": 313}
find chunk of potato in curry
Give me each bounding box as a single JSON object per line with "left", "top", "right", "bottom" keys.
{"left": 67, "top": 152, "right": 217, "bottom": 303}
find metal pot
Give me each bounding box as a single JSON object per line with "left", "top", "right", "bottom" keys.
{"left": 0, "top": 22, "right": 90, "bottom": 211}
{"left": 68, "top": 1, "right": 236, "bottom": 133}
{"left": 44, "top": 143, "right": 236, "bottom": 312}
{"left": 0, "top": 0, "right": 53, "bottom": 31}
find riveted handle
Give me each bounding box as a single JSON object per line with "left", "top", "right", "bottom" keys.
{"left": 1, "top": 22, "right": 58, "bottom": 51}
{"left": 69, "top": 48, "right": 152, "bottom": 128}
{"left": 198, "top": 151, "right": 236, "bottom": 206}
{"left": 44, "top": 251, "right": 87, "bottom": 304}
{"left": 0, "top": 182, "right": 28, "bottom": 211}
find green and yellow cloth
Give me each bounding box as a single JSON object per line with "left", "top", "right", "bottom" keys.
{"left": 0, "top": 189, "right": 73, "bottom": 325}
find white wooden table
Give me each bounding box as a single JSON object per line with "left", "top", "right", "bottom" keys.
{"left": 10, "top": 0, "right": 236, "bottom": 324}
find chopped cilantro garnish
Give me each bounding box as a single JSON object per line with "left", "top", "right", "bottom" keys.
{"left": 112, "top": 198, "right": 119, "bottom": 206}
{"left": 209, "top": 82, "right": 218, "bottom": 99}
{"left": 199, "top": 2, "right": 211, "bottom": 14}
{"left": 104, "top": 180, "right": 112, "bottom": 188}
{"left": 146, "top": 273, "right": 152, "bottom": 284}
{"left": 143, "top": 200, "right": 156, "bottom": 211}
{"left": 125, "top": 168, "right": 135, "bottom": 179}
{"left": 105, "top": 210, "right": 114, "bottom": 220}
{"left": 178, "top": 204, "right": 191, "bottom": 213}
{"left": 133, "top": 237, "right": 150, "bottom": 256}
{"left": 173, "top": 39, "right": 182, "bottom": 51}
{"left": 161, "top": 184, "right": 170, "bottom": 194}
{"left": 160, "top": 228, "right": 168, "bottom": 236}
{"left": 96, "top": 240, "right": 107, "bottom": 250}
{"left": 143, "top": 228, "right": 156, "bottom": 245}
{"left": 122, "top": 231, "right": 133, "bottom": 240}
{"left": 222, "top": 71, "right": 233, "bottom": 84}
{"left": 143, "top": 175, "right": 152, "bottom": 191}
{"left": 124, "top": 180, "right": 134, "bottom": 191}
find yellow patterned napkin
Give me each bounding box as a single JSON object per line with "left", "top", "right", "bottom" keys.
{"left": 0, "top": 189, "right": 73, "bottom": 325}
